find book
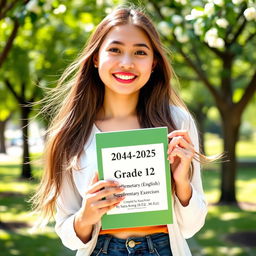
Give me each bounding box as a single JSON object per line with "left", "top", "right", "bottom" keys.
{"left": 95, "top": 127, "right": 173, "bottom": 230}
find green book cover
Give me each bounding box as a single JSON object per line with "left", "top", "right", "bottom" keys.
{"left": 96, "top": 127, "right": 173, "bottom": 230}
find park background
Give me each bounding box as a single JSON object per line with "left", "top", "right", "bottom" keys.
{"left": 0, "top": 0, "right": 255, "bottom": 255}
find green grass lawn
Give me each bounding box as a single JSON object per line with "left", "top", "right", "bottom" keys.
{"left": 0, "top": 158, "right": 256, "bottom": 255}
{"left": 0, "top": 163, "right": 74, "bottom": 256}
{"left": 187, "top": 166, "right": 256, "bottom": 256}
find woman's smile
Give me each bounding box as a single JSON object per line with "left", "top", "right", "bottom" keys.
{"left": 112, "top": 72, "right": 137, "bottom": 84}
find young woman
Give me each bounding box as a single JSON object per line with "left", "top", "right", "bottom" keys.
{"left": 33, "top": 6, "right": 207, "bottom": 256}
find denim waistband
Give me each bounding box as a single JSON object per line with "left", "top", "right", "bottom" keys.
{"left": 95, "top": 232, "right": 170, "bottom": 254}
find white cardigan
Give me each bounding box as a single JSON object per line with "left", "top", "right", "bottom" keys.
{"left": 55, "top": 106, "right": 208, "bottom": 256}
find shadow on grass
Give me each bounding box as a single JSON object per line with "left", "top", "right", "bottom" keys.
{"left": 0, "top": 195, "right": 31, "bottom": 214}
{"left": 0, "top": 229, "right": 74, "bottom": 256}
{"left": 0, "top": 220, "right": 30, "bottom": 231}
{"left": 187, "top": 165, "right": 256, "bottom": 255}
{"left": 188, "top": 204, "right": 256, "bottom": 256}
{"left": 0, "top": 162, "right": 42, "bottom": 182}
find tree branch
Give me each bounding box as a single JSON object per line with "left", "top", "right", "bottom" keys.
{"left": 21, "top": 82, "right": 25, "bottom": 100}
{"left": 148, "top": 0, "right": 224, "bottom": 107}
{"left": 235, "top": 70, "right": 256, "bottom": 116}
{"left": 244, "top": 32, "right": 256, "bottom": 44}
{"left": 203, "top": 41, "right": 225, "bottom": 59}
{"left": 30, "top": 80, "right": 42, "bottom": 102}
{"left": 227, "top": 18, "right": 247, "bottom": 47}
{"left": 225, "top": 4, "right": 247, "bottom": 46}
{"left": 191, "top": 40, "right": 204, "bottom": 68}
{"left": 0, "top": 0, "right": 20, "bottom": 20}
{"left": 149, "top": 1, "right": 164, "bottom": 20}
{"left": 5, "top": 79, "right": 21, "bottom": 102}
{"left": 179, "top": 75, "right": 198, "bottom": 81}
{"left": 176, "top": 43, "right": 222, "bottom": 103}
{"left": 0, "top": 19, "right": 19, "bottom": 68}
{"left": 0, "top": 1, "right": 7, "bottom": 15}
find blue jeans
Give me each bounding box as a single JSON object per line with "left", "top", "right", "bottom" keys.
{"left": 90, "top": 233, "right": 173, "bottom": 256}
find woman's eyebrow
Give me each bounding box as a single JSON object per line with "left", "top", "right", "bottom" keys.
{"left": 109, "top": 40, "right": 150, "bottom": 50}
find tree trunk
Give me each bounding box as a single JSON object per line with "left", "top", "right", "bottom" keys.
{"left": 20, "top": 105, "right": 32, "bottom": 179}
{"left": 0, "top": 120, "right": 7, "bottom": 153}
{"left": 219, "top": 111, "right": 240, "bottom": 204}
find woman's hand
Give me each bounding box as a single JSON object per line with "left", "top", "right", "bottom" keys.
{"left": 168, "top": 130, "right": 195, "bottom": 183}
{"left": 74, "top": 173, "right": 125, "bottom": 242}
{"left": 168, "top": 130, "right": 195, "bottom": 206}
{"left": 82, "top": 173, "right": 125, "bottom": 225}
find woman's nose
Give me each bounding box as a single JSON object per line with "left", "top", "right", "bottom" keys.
{"left": 119, "top": 54, "right": 134, "bottom": 69}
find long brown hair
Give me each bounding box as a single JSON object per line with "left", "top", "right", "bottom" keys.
{"left": 32, "top": 6, "right": 193, "bottom": 225}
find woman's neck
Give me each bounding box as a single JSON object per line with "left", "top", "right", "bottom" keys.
{"left": 99, "top": 93, "right": 139, "bottom": 120}
{"left": 96, "top": 92, "right": 141, "bottom": 131}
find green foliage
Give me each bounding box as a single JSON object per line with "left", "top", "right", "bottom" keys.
{"left": 152, "top": 0, "right": 256, "bottom": 83}
{"left": 0, "top": 0, "right": 125, "bottom": 120}
{"left": 0, "top": 82, "right": 17, "bottom": 121}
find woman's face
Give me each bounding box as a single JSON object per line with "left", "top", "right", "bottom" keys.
{"left": 94, "top": 24, "right": 155, "bottom": 97}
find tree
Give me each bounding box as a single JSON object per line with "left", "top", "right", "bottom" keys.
{"left": 0, "top": 0, "right": 47, "bottom": 178}
{"left": 0, "top": 0, "right": 32, "bottom": 68}
{"left": 0, "top": 84, "right": 17, "bottom": 153}
{"left": 3, "top": 45, "right": 42, "bottom": 178}
{"left": 0, "top": 1, "right": 30, "bottom": 156}
{"left": 145, "top": 0, "right": 256, "bottom": 204}
{"left": 0, "top": 0, "right": 111, "bottom": 178}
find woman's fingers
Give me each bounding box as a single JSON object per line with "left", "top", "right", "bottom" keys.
{"left": 92, "top": 195, "right": 125, "bottom": 209}
{"left": 169, "top": 147, "right": 190, "bottom": 164}
{"left": 79, "top": 175, "right": 125, "bottom": 226}
{"left": 98, "top": 201, "right": 122, "bottom": 216}
{"left": 87, "top": 179, "right": 120, "bottom": 194}
{"left": 168, "top": 130, "right": 193, "bottom": 145}
{"left": 85, "top": 176, "right": 125, "bottom": 213}
{"left": 87, "top": 192, "right": 125, "bottom": 217}
{"left": 91, "top": 185, "right": 125, "bottom": 201}
{"left": 168, "top": 136, "right": 195, "bottom": 156}
{"left": 169, "top": 146, "right": 194, "bottom": 160}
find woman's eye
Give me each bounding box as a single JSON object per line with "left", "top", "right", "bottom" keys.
{"left": 135, "top": 50, "right": 147, "bottom": 56}
{"left": 108, "top": 48, "right": 120, "bottom": 53}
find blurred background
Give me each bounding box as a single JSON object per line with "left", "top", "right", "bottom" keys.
{"left": 0, "top": 0, "right": 255, "bottom": 255}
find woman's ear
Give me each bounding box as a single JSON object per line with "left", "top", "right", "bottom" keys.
{"left": 93, "top": 53, "right": 98, "bottom": 68}
{"left": 152, "top": 58, "right": 157, "bottom": 71}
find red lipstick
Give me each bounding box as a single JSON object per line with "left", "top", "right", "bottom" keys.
{"left": 112, "top": 72, "right": 137, "bottom": 84}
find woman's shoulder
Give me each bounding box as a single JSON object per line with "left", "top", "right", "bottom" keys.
{"left": 82, "top": 124, "right": 98, "bottom": 151}
{"left": 169, "top": 105, "right": 192, "bottom": 129}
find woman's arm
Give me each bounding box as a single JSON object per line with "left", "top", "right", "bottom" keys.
{"left": 169, "top": 106, "right": 208, "bottom": 238}
{"left": 73, "top": 174, "right": 124, "bottom": 243}
{"left": 55, "top": 172, "right": 124, "bottom": 250}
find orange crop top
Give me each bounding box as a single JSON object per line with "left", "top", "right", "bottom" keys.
{"left": 99, "top": 225, "right": 168, "bottom": 235}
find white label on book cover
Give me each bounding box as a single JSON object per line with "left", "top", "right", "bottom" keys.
{"left": 101, "top": 143, "right": 168, "bottom": 215}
